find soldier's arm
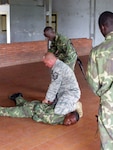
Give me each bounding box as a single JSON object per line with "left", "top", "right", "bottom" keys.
{"left": 48, "top": 41, "right": 56, "bottom": 53}
{"left": 45, "top": 70, "right": 62, "bottom": 102}
{"left": 62, "top": 40, "right": 77, "bottom": 64}
{"left": 86, "top": 50, "right": 100, "bottom": 95}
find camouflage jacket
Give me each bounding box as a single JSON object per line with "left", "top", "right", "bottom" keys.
{"left": 45, "top": 59, "right": 81, "bottom": 115}
{"left": 86, "top": 32, "right": 113, "bottom": 104}
{"left": 48, "top": 33, "right": 77, "bottom": 70}
{"left": 33, "top": 102, "right": 65, "bottom": 125}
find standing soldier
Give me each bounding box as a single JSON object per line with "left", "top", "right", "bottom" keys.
{"left": 43, "top": 26, "right": 77, "bottom": 71}
{"left": 86, "top": 11, "right": 113, "bottom": 150}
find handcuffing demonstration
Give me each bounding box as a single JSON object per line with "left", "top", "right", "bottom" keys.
{"left": 0, "top": 6, "right": 113, "bottom": 149}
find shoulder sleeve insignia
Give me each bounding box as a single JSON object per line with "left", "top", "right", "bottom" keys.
{"left": 52, "top": 72, "right": 59, "bottom": 80}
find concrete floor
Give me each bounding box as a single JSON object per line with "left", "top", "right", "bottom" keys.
{"left": 0, "top": 55, "right": 100, "bottom": 150}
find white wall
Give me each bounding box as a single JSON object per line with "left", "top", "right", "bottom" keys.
{"left": 95, "top": 0, "right": 113, "bottom": 46}
{"left": 53, "top": 0, "right": 90, "bottom": 39}
{"left": 0, "top": 0, "right": 113, "bottom": 45}
{"left": 53, "top": 0, "right": 113, "bottom": 46}
{"left": 0, "top": 0, "right": 45, "bottom": 43}
{"left": 10, "top": 0, "right": 45, "bottom": 42}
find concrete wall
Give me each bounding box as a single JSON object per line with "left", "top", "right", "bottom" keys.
{"left": 95, "top": 0, "right": 113, "bottom": 46}
{"left": 0, "top": 0, "right": 113, "bottom": 46}
{"left": 0, "top": 0, "right": 45, "bottom": 43}
{"left": 53, "top": 0, "right": 90, "bottom": 39}
{"left": 52, "top": 0, "right": 113, "bottom": 46}
{"left": 10, "top": 0, "right": 45, "bottom": 42}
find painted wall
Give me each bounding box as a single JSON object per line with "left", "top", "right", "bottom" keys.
{"left": 10, "top": 0, "right": 45, "bottom": 42}
{"left": 0, "top": 0, "right": 45, "bottom": 43}
{"left": 95, "top": 0, "right": 113, "bottom": 46}
{"left": 0, "top": 0, "right": 113, "bottom": 46}
{"left": 52, "top": 0, "right": 113, "bottom": 46}
{"left": 53, "top": 0, "right": 90, "bottom": 39}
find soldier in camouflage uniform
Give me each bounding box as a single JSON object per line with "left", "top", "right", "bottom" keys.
{"left": 0, "top": 94, "right": 79, "bottom": 125}
{"left": 86, "top": 11, "right": 113, "bottom": 150}
{"left": 0, "top": 52, "right": 83, "bottom": 125}
{"left": 43, "top": 26, "right": 77, "bottom": 70}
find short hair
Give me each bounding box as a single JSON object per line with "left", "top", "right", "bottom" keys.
{"left": 98, "top": 11, "right": 113, "bottom": 28}
{"left": 43, "top": 26, "right": 54, "bottom": 33}
{"left": 43, "top": 52, "right": 56, "bottom": 60}
{"left": 71, "top": 111, "right": 79, "bottom": 122}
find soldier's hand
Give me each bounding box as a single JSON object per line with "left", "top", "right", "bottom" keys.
{"left": 42, "top": 99, "right": 52, "bottom": 104}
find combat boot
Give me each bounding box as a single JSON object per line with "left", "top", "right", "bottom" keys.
{"left": 9, "top": 93, "right": 23, "bottom": 101}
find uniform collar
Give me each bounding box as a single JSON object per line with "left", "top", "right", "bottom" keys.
{"left": 105, "top": 32, "right": 113, "bottom": 40}
{"left": 54, "top": 33, "right": 59, "bottom": 41}
{"left": 52, "top": 59, "right": 60, "bottom": 70}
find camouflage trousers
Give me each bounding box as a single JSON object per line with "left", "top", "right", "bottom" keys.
{"left": 98, "top": 104, "right": 113, "bottom": 150}
{"left": 0, "top": 96, "right": 64, "bottom": 124}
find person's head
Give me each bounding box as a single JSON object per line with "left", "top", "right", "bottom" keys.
{"left": 63, "top": 111, "right": 79, "bottom": 126}
{"left": 98, "top": 11, "right": 113, "bottom": 37}
{"left": 43, "top": 52, "right": 57, "bottom": 68}
{"left": 43, "top": 26, "right": 56, "bottom": 41}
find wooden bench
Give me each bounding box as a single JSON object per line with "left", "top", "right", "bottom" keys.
{"left": 71, "top": 38, "right": 92, "bottom": 56}
{"left": 0, "top": 41, "right": 47, "bottom": 67}
{"left": 0, "top": 38, "right": 92, "bottom": 68}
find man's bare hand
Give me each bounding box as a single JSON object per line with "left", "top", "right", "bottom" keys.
{"left": 42, "top": 99, "right": 52, "bottom": 104}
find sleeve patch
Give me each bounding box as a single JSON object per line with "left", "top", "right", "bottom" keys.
{"left": 52, "top": 72, "right": 59, "bottom": 80}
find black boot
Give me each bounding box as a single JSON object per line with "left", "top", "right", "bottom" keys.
{"left": 9, "top": 93, "right": 23, "bottom": 101}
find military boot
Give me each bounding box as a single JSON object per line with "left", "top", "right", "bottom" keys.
{"left": 9, "top": 93, "right": 23, "bottom": 101}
